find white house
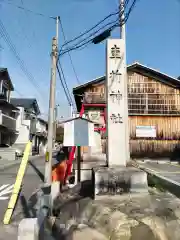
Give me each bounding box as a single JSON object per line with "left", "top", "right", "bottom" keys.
{"left": 0, "top": 68, "right": 47, "bottom": 161}
{"left": 10, "top": 98, "right": 48, "bottom": 156}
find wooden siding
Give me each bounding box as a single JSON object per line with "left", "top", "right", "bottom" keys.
{"left": 128, "top": 72, "right": 180, "bottom": 115}
{"left": 80, "top": 72, "right": 180, "bottom": 159}
{"left": 130, "top": 140, "right": 180, "bottom": 159}
{"left": 84, "top": 72, "right": 180, "bottom": 115}
{"left": 129, "top": 116, "right": 180, "bottom": 158}
{"left": 129, "top": 116, "right": 180, "bottom": 140}
{"left": 81, "top": 116, "right": 180, "bottom": 159}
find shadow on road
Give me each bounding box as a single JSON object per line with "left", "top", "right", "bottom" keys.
{"left": 7, "top": 159, "right": 44, "bottom": 223}
{"left": 28, "top": 160, "right": 44, "bottom": 182}
{"left": 11, "top": 190, "right": 39, "bottom": 222}
{"left": 19, "top": 195, "right": 31, "bottom": 218}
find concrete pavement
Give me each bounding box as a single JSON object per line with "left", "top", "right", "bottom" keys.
{"left": 0, "top": 155, "right": 46, "bottom": 239}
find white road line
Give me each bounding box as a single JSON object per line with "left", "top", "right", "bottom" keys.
{"left": 0, "top": 184, "right": 14, "bottom": 200}
{"left": 0, "top": 197, "right": 9, "bottom": 200}
{"left": 0, "top": 184, "right": 14, "bottom": 196}
{"left": 0, "top": 184, "right": 9, "bottom": 192}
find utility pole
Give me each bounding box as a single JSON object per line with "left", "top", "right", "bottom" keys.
{"left": 44, "top": 16, "right": 59, "bottom": 184}
{"left": 120, "top": 0, "right": 130, "bottom": 161}
{"left": 54, "top": 104, "right": 59, "bottom": 142}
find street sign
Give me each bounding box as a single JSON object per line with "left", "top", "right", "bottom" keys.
{"left": 136, "top": 126, "right": 156, "bottom": 138}
{"left": 88, "top": 111, "right": 101, "bottom": 123}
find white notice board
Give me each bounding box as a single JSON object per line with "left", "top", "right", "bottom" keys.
{"left": 136, "top": 126, "right": 156, "bottom": 138}
{"left": 63, "top": 118, "right": 95, "bottom": 146}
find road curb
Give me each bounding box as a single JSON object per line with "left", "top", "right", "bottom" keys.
{"left": 136, "top": 159, "right": 180, "bottom": 165}
{"left": 139, "top": 165, "right": 180, "bottom": 198}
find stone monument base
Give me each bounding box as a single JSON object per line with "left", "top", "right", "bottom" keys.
{"left": 93, "top": 166, "right": 148, "bottom": 199}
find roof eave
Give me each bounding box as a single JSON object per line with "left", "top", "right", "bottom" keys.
{"left": 0, "top": 68, "right": 14, "bottom": 91}
{"left": 73, "top": 63, "right": 180, "bottom": 93}
{"left": 73, "top": 75, "right": 105, "bottom": 93}
{"left": 60, "top": 116, "right": 95, "bottom": 124}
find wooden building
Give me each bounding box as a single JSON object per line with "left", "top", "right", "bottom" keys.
{"left": 73, "top": 62, "right": 180, "bottom": 159}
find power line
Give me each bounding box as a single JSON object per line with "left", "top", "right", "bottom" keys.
{"left": 14, "top": 12, "right": 49, "bottom": 89}
{"left": 61, "top": 10, "right": 119, "bottom": 48}
{"left": 61, "top": 1, "right": 131, "bottom": 50}
{"left": 124, "top": 0, "right": 138, "bottom": 22}
{"left": 59, "top": 0, "right": 137, "bottom": 57}
{"left": 60, "top": 22, "right": 119, "bottom": 57}
{"left": 14, "top": 88, "right": 24, "bottom": 97}
{"left": 0, "top": 19, "right": 45, "bottom": 100}
{"left": 0, "top": 0, "right": 56, "bottom": 20}
{"left": 59, "top": 6, "right": 126, "bottom": 56}
{"left": 58, "top": 62, "right": 75, "bottom": 107}
{"left": 64, "top": 18, "right": 118, "bottom": 50}
{"left": 59, "top": 17, "right": 81, "bottom": 85}
{"left": 56, "top": 63, "right": 74, "bottom": 107}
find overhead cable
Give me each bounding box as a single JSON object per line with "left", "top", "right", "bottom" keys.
{"left": 0, "top": 0, "right": 55, "bottom": 20}
{"left": 0, "top": 19, "right": 44, "bottom": 99}
{"left": 59, "top": 6, "right": 126, "bottom": 56}
{"left": 59, "top": 17, "right": 81, "bottom": 85}
{"left": 58, "top": 62, "right": 75, "bottom": 109}
{"left": 58, "top": 0, "right": 137, "bottom": 57}
{"left": 61, "top": 0, "right": 131, "bottom": 50}
{"left": 124, "top": 0, "right": 138, "bottom": 22}
{"left": 61, "top": 10, "right": 119, "bottom": 48}
{"left": 60, "top": 22, "right": 119, "bottom": 57}
{"left": 57, "top": 63, "right": 74, "bottom": 108}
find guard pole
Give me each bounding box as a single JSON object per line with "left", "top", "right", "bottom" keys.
{"left": 3, "top": 136, "right": 33, "bottom": 225}
{"left": 77, "top": 146, "right": 81, "bottom": 183}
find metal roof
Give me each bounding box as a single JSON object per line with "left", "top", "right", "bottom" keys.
{"left": 73, "top": 62, "right": 180, "bottom": 93}
{"left": 0, "top": 99, "right": 19, "bottom": 111}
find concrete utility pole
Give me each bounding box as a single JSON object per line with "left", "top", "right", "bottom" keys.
{"left": 44, "top": 16, "right": 59, "bottom": 184}
{"left": 120, "top": 0, "right": 130, "bottom": 161}
{"left": 54, "top": 104, "right": 59, "bottom": 142}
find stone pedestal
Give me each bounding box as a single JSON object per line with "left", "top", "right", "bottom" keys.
{"left": 93, "top": 166, "right": 148, "bottom": 199}
{"left": 18, "top": 218, "right": 38, "bottom": 240}
{"left": 73, "top": 160, "right": 107, "bottom": 186}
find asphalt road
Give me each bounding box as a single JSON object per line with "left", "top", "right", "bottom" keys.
{"left": 0, "top": 156, "right": 45, "bottom": 223}
{"left": 0, "top": 154, "right": 58, "bottom": 239}
{"left": 140, "top": 162, "right": 180, "bottom": 184}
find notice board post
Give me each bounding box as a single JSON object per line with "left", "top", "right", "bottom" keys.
{"left": 63, "top": 117, "right": 95, "bottom": 183}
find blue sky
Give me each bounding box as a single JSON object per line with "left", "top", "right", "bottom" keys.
{"left": 0, "top": 0, "right": 180, "bottom": 119}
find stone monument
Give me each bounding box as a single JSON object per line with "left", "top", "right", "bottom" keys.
{"left": 93, "top": 39, "right": 148, "bottom": 198}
